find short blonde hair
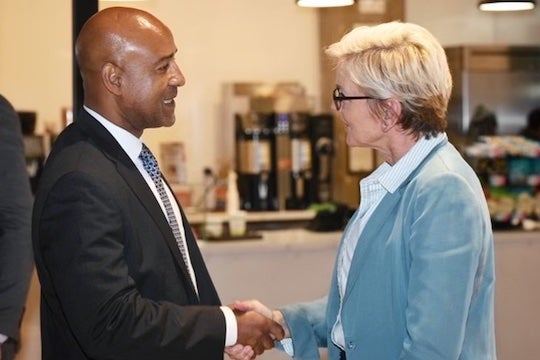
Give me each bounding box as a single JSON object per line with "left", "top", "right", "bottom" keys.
{"left": 326, "top": 21, "right": 452, "bottom": 138}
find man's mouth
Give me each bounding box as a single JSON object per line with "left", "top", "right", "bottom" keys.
{"left": 163, "top": 97, "right": 175, "bottom": 105}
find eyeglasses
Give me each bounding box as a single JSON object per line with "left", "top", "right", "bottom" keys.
{"left": 332, "top": 87, "right": 376, "bottom": 111}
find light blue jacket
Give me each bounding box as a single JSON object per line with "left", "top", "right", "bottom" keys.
{"left": 282, "top": 140, "right": 496, "bottom": 359}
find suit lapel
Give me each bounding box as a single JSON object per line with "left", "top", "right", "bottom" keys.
{"left": 341, "top": 139, "right": 449, "bottom": 302}
{"left": 124, "top": 167, "right": 201, "bottom": 299}
{"left": 76, "top": 110, "right": 200, "bottom": 300}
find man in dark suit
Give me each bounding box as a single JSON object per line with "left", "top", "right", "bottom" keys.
{"left": 32, "top": 7, "right": 282, "bottom": 360}
{"left": 0, "top": 94, "right": 34, "bottom": 360}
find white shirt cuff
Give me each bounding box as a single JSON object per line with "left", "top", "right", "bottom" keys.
{"left": 0, "top": 333, "right": 8, "bottom": 343}
{"left": 220, "top": 306, "right": 238, "bottom": 346}
{"left": 281, "top": 338, "right": 294, "bottom": 356}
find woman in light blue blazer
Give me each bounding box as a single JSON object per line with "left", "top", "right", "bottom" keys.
{"left": 231, "top": 21, "right": 496, "bottom": 360}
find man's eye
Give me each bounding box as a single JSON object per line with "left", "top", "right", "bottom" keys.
{"left": 158, "top": 63, "right": 170, "bottom": 72}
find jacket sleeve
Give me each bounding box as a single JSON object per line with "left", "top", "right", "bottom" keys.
{"left": 401, "top": 172, "right": 491, "bottom": 359}
{"left": 280, "top": 296, "right": 328, "bottom": 360}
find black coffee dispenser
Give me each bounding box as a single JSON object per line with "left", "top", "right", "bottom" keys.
{"left": 285, "top": 112, "right": 315, "bottom": 209}
{"left": 228, "top": 82, "right": 334, "bottom": 211}
{"left": 284, "top": 113, "right": 334, "bottom": 208}
{"left": 274, "top": 112, "right": 335, "bottom": 210}
{"left": 235, "top": 112, "right": 278, "bottom": 211}
{"left": 309, "top": 114, "right": 334, "bottom": 203}
{"left": 235, "top": 111, "right": 334, "bottom": 211}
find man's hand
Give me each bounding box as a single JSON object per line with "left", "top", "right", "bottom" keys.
{"left": 234, "top": 299, "right": 291, "bottom": 338}
{"left": 232, "top": 307, "right": 285, "bottom": 356}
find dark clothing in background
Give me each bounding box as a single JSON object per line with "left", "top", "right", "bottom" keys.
{"left": 0, "top": 94, "right": 34, "bottom": 360}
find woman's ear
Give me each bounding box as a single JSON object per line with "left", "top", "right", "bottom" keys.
{"left": 101, "top": 62, "right": 122, "bottom": 96}
{"left": 381, "top": 98, "right": 402, "bottom": 131}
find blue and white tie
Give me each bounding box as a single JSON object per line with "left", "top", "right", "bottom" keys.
{"left": 139, "top": 144, "right": 195, "bottom": 289}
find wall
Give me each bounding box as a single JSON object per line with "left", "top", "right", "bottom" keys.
{"left": 1, "top": 0, "right": 539, "bottom": 187}
{"left": 0, "top": 0, "right": 320, "bottom": 186}
{"left": 0, "top": 0, "right": 71, "bottom": 133}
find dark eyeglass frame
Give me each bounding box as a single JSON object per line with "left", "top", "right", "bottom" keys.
{"left": 332, "top": 87, "right": 377, "bottom": 111}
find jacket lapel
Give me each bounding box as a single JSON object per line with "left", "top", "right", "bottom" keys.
{"left": 342, "top": 189, "right": 403, "bottom": 302}
{"left": 76, "top": 110, "right": 200, "bottom": 300}
{"left": 341, "top": 139, "right": 449, "bottom": 302}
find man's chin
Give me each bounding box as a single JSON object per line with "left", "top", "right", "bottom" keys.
{"left": 161, "top": 116, "right": 176, "bottom": 128}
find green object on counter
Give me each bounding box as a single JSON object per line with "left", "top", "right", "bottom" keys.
{"left": 309, "top": 202, "right": 338, "bottom": 213}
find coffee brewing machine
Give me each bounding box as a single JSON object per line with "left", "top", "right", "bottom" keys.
{"left": 235, "top": 111, "right": 279, "bottom": 211}
{"left": 309, "top": 114, "right": 334, "bottom": 204}
{"left": 280, "top": 112, "right": 314, "bottom": 210}
{"left": 227, "top": 82, "right": 334, "bottom": 211}
{"left": 235, "top": 109, "right": 334, "bottom": 211}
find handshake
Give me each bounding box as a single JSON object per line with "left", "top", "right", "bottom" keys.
{"left": 226, "top": 300, "right": 291, "bottom": 360}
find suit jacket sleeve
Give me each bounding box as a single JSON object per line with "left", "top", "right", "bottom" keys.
{"left": 0, "top": 95, "right": 34, "bottom": 342}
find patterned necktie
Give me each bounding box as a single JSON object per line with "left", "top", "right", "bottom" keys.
{"left": 139, "top": 144, "right": 196, "bottom": 288}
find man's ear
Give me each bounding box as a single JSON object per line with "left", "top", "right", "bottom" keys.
{"left": 101, "top": 62, "right": 122, "bottom": 96}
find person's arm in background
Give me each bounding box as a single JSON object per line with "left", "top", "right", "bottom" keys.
{"left": 0, "top": 94, "right": 34, "bottom": 360}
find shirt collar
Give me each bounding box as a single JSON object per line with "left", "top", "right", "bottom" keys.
{"left": 84, "top": 106, "right": 143, "bottom": 164}
{"left": 363, "top": 132, "right": 447, "bottom": 194}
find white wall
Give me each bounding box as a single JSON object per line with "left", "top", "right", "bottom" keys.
{"left": 1, "top": 0, "right": 539, "bottom": 185}
{"left": 0, "top": 0, "right": 72, "bottom": 133}
{"left": 0, "top": 0, "right": 320, "bottom": 185}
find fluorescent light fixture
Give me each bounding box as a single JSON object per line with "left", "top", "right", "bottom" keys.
{"left": 479, "top": 0, "right": 536, "bottom": 11}
{"left": 296, "top": 0, "right": 356, "bottom": 7}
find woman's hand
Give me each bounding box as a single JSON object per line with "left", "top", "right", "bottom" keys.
{"left": 225, "top": 343, "right": 255, "bottom": 360}
{"left": 233, "top": 299, "right": 291, "bottom": 338}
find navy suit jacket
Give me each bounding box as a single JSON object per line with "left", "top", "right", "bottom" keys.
{"left": 32, "top": 109, "right": 225, "bottom": 360}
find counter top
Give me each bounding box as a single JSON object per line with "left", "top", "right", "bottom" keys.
{"left": 198, "top": 228, "right": 342, "bottom": 255}
{"left": 186, "top": 209, "right": 316, "bottom": 224}
{"left": 197, "top": 228, "right": 539, "bottom": 254}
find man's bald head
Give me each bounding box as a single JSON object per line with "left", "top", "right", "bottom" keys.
{"left": 76, "top": 7, "right": 171, "bottom": 77}
{"left": 73, "top": 7, "right": 183, "bottom": 136}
